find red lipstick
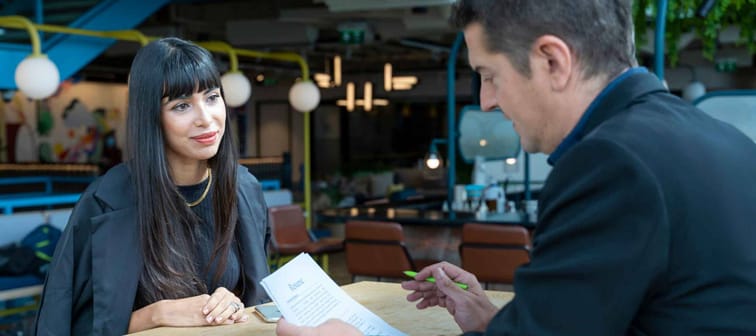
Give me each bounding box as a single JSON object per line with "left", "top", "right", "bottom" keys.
{"left": 191, "top": 131, "right": 219, "bottom": 145}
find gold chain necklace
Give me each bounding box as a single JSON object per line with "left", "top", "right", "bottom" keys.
{"left": 186, "top": 168, "right": 212, "bottom": 207}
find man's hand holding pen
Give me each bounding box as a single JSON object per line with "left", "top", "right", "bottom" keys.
{"left": 401, "top": 262, "right": 499, "bottom": 333}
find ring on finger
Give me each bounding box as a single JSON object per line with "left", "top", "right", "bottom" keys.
{"left": 229, "top": 301, "right": 242, "bottom": 314}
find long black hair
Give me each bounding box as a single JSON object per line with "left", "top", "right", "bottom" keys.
{"left": 126, "top": 37, "right": 239, "bottom": 303}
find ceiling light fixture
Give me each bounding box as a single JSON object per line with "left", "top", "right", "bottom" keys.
{"left": 373, "top": 99, "right": 389, "bottom": 106}
{"left": 424, "top": 138, "right": 448, "bottom": 170}
{"left": 315, "top": 56, "right": 343, "bottom": 89}
{"left": 16, "top": 55, "right": 60, "bottom": 99}
{"left": 314, "top": 72, "right": 331, "bottom": 88}
{"left": 392, "top": 76, "right": 418, "bottom": 85}
{"left": 364, "top": 81, "right": 373, "bottom": 111}
{"left": 333, "top": 55, "right": 342, "bottom": 86}
{"left": 392, "top": 83, "right": 414, "bottom": 90}
{"left": 384, "top": 63, "right": 392, "bottom": 92}
{"left": 383, "top": 62, "right": 418, "bottom": 91}
{"left": 337, "top": 82, "right": 388, "bottom": 111}
{"left": 203, "top": 41, "right": 251, "bottom": 107}
{"left": 221, "top": 71, "right": 251, "bottom": 107}
{"left": 2, "top": 16, "right": 60, "bottom": 99}
{"left": 337, "top": 98, "right": 390, "bottom": 108}
{"left": 346, "top": 82, "right": 355, "bottom": 112}
{"left": 289, "top": 80, "right": 321, "bottom": 113}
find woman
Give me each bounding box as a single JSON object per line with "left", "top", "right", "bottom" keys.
{"left": 34, "top": 37, "right": 270, "bottom": 335}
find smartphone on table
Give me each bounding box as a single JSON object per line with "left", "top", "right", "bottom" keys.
{"left": 253, "top": 303, "right": 282, "bottom": 323}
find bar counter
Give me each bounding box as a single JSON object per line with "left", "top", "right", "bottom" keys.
{"left": 318, "top": 206, "right": 536, "bottom": 228}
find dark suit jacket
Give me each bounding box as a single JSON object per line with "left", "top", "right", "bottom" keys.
{"left": 471, "top": 72, "right": 756, "bottom": 335}
{"left": 34, "top": 163, "right": 271, "bottom": 335}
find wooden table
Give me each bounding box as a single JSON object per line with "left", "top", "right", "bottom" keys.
{"left": 131, "top": 281, "right": 514, "bottom": 336}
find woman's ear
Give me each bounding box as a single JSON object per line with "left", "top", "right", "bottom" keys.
{"left": 530, "top": 35, "right": 573, "bottom": 92}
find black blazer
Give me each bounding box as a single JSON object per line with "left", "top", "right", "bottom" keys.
{"left": 34, "top": 163, "right": 271, "bottom": 335}
{"left": 473, "top": 72, "right": 756, "bottom": 335}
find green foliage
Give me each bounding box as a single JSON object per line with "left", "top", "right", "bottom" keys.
{"left": 633, "top": 0, "right": 756, "bottom": 66}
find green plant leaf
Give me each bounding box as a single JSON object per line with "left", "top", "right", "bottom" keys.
{"left": 633, "top": 0, "right": 756, "bottom": 66}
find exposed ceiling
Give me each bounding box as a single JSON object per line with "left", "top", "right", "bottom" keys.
{"left": 1, "top": 0, "right": 464, "bottom": 83}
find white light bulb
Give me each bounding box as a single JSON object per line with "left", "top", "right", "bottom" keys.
{"left": 682, "top": 81, "right": 706, "bottom": 102}
{"left": 289, "top": 81, "right": 321, "bottom": 113}
{"left": 221, "top": 72, "right": 252, "bottom": 107}
{"left": 426, "top": 158, "right": 440, "bottom": 169}
{"left": 426, "top": 153, "right": 441, "bottom": 169}
{"left": 15, "top": 55, "right": 60, "bottom": 99}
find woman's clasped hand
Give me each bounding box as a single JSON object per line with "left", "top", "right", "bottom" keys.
{"left": 150, "top": 287, "right": 250, "bottom": 327}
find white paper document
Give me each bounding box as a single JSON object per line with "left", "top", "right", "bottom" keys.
{"left": 260, "top": 253, "right": 406, "bottom": 336}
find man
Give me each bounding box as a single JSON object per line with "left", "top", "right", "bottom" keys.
{"left": 277, "top": 0, "right": 756, "bottom": 335}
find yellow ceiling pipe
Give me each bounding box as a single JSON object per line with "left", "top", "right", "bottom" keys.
{"left": 34, "top": 23, "right": 150, "bottom": 46}
{"left": 234, "top": 49, "right": 316, "bottom": 231}
{"left": 0, "top": 15, "right": 150, "bottom": 47}
{"left": 198, "top": 41, "right": 239, "bottom": 72}
{"left": 0, "top": 15, "right": 60, "bottom": 99}
{"left": 234, "top": 49, "right": 310, "bottom": 80}
{"left": 0, "top": 16, "right": 43, "bottom": 56}
{"left": 198, "top": 41, "right": 252, "bottom": 108}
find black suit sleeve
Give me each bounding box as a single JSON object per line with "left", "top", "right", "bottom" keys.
{"left": 481, "top": 138, "right": 669, "bottom": 335}
{"left": 237, "top": 169, "right": 272, "bottom": 306}
{"left": 34, "top": 181, "right": 103, "bottom": 336}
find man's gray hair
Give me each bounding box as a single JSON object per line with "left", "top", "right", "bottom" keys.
{"left": 451, "top": 0, "right": 638, "bottom": 79}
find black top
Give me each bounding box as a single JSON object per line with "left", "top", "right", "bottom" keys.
{"left": 178, "top": 180, "right": 241, "bottom": 293}
{"left": 130, "top": 180, "right": 242, "bottom": 310}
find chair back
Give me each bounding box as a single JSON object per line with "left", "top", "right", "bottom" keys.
{"left": 460, "top": 223, "right": 531, "bottom": 284}
{"left": 267, "top": 205, "right": 343, "bottom": 272}
{"left": 345, "top": 220, "right": 414, "bottom": 278}
{"left": 268, "top": 204, "right": 311, "bottom": 249}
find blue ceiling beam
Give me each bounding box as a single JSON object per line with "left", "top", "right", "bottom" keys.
{"left": 1, "top": 0, "right": 169, "bottom": 90}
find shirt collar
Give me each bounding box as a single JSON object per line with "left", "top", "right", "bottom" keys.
{"left": 547, "top": 67, "right": 649, "bottom": 166}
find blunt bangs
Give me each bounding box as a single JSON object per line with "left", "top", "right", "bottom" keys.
{"left": 161, "top": 46, "right": 221, "bottom": 101}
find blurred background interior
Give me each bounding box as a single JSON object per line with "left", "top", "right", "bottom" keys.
{"left": 1, "top": 0, "right": 755, "bottom": 334}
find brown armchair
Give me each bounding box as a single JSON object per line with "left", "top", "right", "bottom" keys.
{"left": 459, "top": 223, "right": 531, "bottom": 288}
{"left": 345, "top": 220, "right": 436, "bottom": 282}
{"left": 268, "top": 204, "right": 343, "bottom": 272}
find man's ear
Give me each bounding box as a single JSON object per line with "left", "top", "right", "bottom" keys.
{"left": 530, "top": 35, "right": 573, "bottom": 92}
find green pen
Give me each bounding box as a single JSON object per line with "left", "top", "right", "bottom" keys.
{"left": 403, "top": 270, "right": 469, "bottom": 290}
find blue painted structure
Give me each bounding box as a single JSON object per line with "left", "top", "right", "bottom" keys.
{"left": 445, "top": 32, "right": 532, "bottom": 215}
{"left": 259, "top": 179, "right": 282, "bottom": 191}
{"left": 0, "top": 194, "right": 81, "bottom": 215}
{"left": 429, "top": 138, "right": 447, "bottom": 154}
{"left": 0, "top": 0, "right": 169, "bottom": 89}
{"left": 447, "top": 32, "right": 464, "bottom": 220}
{"left": 0, "top": 176, "right": 93, "bottom": 214}
{"left": 692, "top": 90, "right": 756, "bottom": 105}
{"left": 654, "top": 0, "right": 669, "bottom": 80}
{"left": 0, "top": 176, "right": 94, "bottom": 194}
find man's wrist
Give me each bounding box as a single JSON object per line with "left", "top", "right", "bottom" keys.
{"left": 481, "top": 300, "right": 498, "bottom": 330}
